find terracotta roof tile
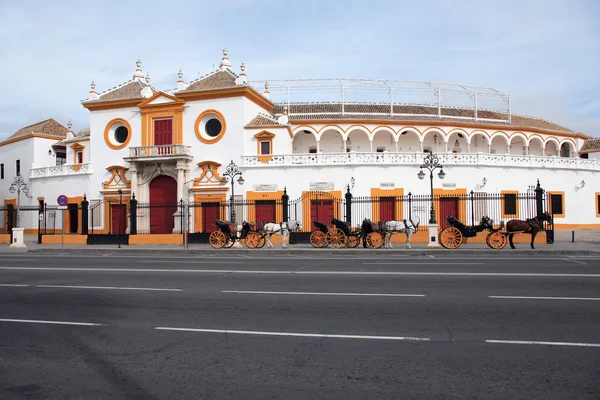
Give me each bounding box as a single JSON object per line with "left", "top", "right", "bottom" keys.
{"left": 3, "top": 119, "right": 68, "bottom": 142}
{"left": 270, "top": 103, "right": 573, "bottom": 133}
{"left": 245, "top": 114, "right": 283, "bottom": 127}
{"left": 84, "top": 80, "right": 157, "bottom": 103}
{"left": 179, "top": 70, "right": 238, "bottom": 93}
{"left": 580, "top": 138, "right": 600, "bottom": 153}
{"left": 74, "top": 128, "right": 90, "bottom": 138}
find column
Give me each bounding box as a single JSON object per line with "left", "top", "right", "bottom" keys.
{"left": 176, "top": 167, "right": 184, "bottom": 201}
{"left": 129, "top": 162, "right": 138, "bottom": 196}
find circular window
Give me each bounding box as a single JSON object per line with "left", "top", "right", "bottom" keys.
{"left": 114, "top": 126, "right": 129, "bottom": 143}
{"left": 205, "top": 119, "right": 222, "bottom": 137}
{"left": 104, "top": 118, "right": 132, "bottom": 150}
{"left": 195, "top": 110, "right": 227, "bottom": 144}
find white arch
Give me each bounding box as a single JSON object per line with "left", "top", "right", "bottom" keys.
{"left": 544, "top": 137, "right": 560, "bottom": 148}
{"left": 490, "top": 131, "right": 510, "bottom": 144}
{"left": 509, "top": 132, "right": 528, "bottom": 147}
{"left": 559, "top": 139, "right": 576, "bottom": 158}
{"left": 527, "top": 135, "right": 545, "bottom": 148}
{"left": 319, "top": 125, "right": 345, "bottom": 139}
{"left": 292, "top": 126, "right": 318, "bottom": 139}
{"left": 372, "top": 127, "right": 396, "bottom": 142}
{"left": 421, "top": 127, "right": 446, "bottom": 144}
{"left": 469, "top": 130, "right": 491, "bottom": 146}
{"left": 446, "top": 129, "right": 469, "bottom": 145}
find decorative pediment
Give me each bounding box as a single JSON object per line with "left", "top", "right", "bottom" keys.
{"left": 193, "top": 161, "right": 226, "bottom": 187}
{"left": 253, "top": 130, "right": 276, "bottom": 139}
{"left": 103, "top": 165, "right": 131, "bottom": 190}
{"left": 138, "top": 91, "right": 185, "bottom": 108}
{"left": 70, "top": 142, "right": 85, "bottom": 150}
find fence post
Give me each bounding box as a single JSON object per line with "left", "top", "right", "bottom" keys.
{"left": 179, "top": 199, "right": 184, "bottom": 235}
{"left": 129, "top": 194, "right": 137, "bottom": 235}
{"left": 408, "top": 192, "right": 413, "bottom": 221}
{"left": 470, "top": 190, "right": 475, "bottom": 226}
{"left": 81, "top": 195, "right": 89, "bottom": 235}
{"left": 38, "top": 200, "right": 44, "bottom": 244}
{"left": 7, "top": 203, "right": 14, "bottom": 243}
{"left": 534, "top": 179, "right": 544, "bottom": 217}
{"left": 282, "top": 187, "right": 289, "bottom": 223}
{"left": 345, "top": 186, "right": 352, "bottom": 225}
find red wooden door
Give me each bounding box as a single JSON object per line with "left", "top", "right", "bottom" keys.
{"left": 379, "top": 197, "right": 396, "bottom": 223}
{"left": 439, "top": 197, "right": 459, "bottom": 229}
{"left": 310, "top": 200, "right": 334, "bottom": 230}
{"left": 202, "top": 203, "right": 220, "bottom": 232}
{"left": 111, "top": 204, "right": 126, "bottom": 234}
{"left": 255, "top": 200, "right": 276, "bottom": 227}
{"left": 150, "top": 176, "right": 177, "bottom": 234}
{"left": 154, "top": 119, "right": 173, "bottom": 146}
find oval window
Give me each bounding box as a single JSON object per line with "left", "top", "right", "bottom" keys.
{"left": 205, "top": 119, "right": 222, "bottom": 137}
{"left": 114, "top": 126, "right": 129, "bottom": 144}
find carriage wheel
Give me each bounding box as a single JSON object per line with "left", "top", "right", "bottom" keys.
{"left": 366, "top": 232, "right": 384, "bottom": 249}
{"left": 223, "top": 237, "right": 235, "bottom": 248}
{"left": 439, "top": 227, "right": 462, "bottom": 249}
{"left": 209, "top": 231, "right": 227, "bottom": 249}
{"left": 326, "top": 228, "right": 346, "bottom": 248}
{"left": 345, "top": 235, "right": 360, "bottom": 248}
{"left": 245, "top": 232, "right": 261, "bottom": 249}
{"left": 310, "top": 231, "right": 328, "bottom": 248}
{"left": 256, "top": 235, "right": 266, "bottom": 249}
{"left": 486, "top": 231, "right": 507, "bottom": 249}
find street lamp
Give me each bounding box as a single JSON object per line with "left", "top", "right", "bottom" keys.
{"left": 418, "top": 152, "right": 445, "bottom": 224}
{"left": 8, "top": 175, "right": 32, "bottom": 228}
{"left": 220, "top": 160, "right": 244, "bottom": 222}
{"left": 118, "top": 188, "right": 123, "bottom": 248}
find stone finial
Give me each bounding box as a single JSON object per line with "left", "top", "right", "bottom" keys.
{"left": 88, "top": 79, "right": 99, "bottom": 100}
{"left": 177, "top": 68, "right": 186, "bottom": 91}
{"left": 235, "top": 61, "right": 248, "bottom": 85}
{"left": 145, "top": 73, "right": 151, "bottom": 85}
{"left": 141, "top": 73, "right": 153, "bottom": 98}
{"left": 283, "top": 105, "right": 288, "bottom": 115}
{"left": 263, "top": 80, "right": 270, "bottom": 99}
{"left": 278, "top": 105, "right": 289, "bottom": 125}
{"left": 133, "top": 58, "right": 144, "bottom": 80}
{"left": 67, "top": 119, "right": 73, "bottom": 130}
{"left": 219, "top": 46, "right": 232, "bottom": 71}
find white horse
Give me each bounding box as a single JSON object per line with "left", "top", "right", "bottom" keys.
{"left": 263, "top": 220, "right": 302, "bottom": 248}
{"left": 383, "top": 216, "right": 420, "bottom": 249}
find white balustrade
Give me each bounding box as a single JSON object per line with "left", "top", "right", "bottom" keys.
{"left": 241, "top": 152, "right": 600, "bottom": 171}
{"left": 30, "top": 162, "right": 93, "bottom": 179}
{"left": 128, "top": 144, "right": 191, "bottom": 158}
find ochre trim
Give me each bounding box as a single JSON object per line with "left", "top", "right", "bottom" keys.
{"left": 254, "top": 130, "right": 275, "bottom": 162}
{"left": 103, "top": 165, "right": 131, "bottom": 189}
{"left": 500, "top": 190, "right": 519, "bottom": 218}
{"left": 596, "top": 193, "right": 600, "bottom": 218}
{"left": 548, "top": 191, "right": 566, "bottom": 218}
{"left": 130, "top": 234, "right": 183, "bottom": 245}
{"left": 62, "top": 196, "right": 84, "bottom": 234}
{"left": 104, "top": 118, "right": 133, "bottom": 150}
{"left": 42, "top": 235, "right": 87, "bottom": 245}
{"left": 70, "top": 142, "right": 85, "bottom": 167}
{"left": 102, "top": 194, "right": 131, "bottom": 235}
{"left": 433, "top": 188, "right": 468, "bottom": 223}
{"left": 82, "top": 99, "right": 140, "bottom": 111}
{"left": 246, "top": 191, "right": 285, "bottom": 226}
{"left": 194, "top": 161, "right": 225, "bottom": 187}
{"left": 0, "top": 134, "right": 68, "bottom": 147}
{"left": 176, "top": 86, "right": 275, "bottom": 111}
{"left": 195, "top": 109, "right": 227, "bottom": 144}
{"left": 370, "top": 188, "right": 404, "bottom": 223}
{"left": 137, "top": 91, "right": 185, "bottom": 108}
{"left": 301, "top": 191, "right": 342, "bottom": 230}
{"left": 193, "top": 193, "right": 227, "bottom": 232}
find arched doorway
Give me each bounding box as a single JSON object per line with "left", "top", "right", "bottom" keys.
{"left": 150, "top": 175, "right": 177, "bottom": 234}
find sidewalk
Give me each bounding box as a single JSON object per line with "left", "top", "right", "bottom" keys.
{"left": 3, "top": 231, "right": 598, "bottom": 256}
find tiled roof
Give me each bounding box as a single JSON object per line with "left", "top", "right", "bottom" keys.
{"left": 84, "top": 80, "right": 157, "bottom": 103}
{"left": 245, "top": 114, "right": 284, "bottom": 127}
{"left": 178, "top": 70, "right": 239, "bottom": 93}
{"left": 74, "top": 128, "right": 90, "bottom": 138}
{"left": 270, "top": 103, "right": 574, "bottom": 133}
{"left": 3, "top": 119, "right": 68, "bottom": 142}
{"left": 580, "top": 138, "right": 600, "bottom": 153}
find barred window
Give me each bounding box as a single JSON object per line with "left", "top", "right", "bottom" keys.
{"left": 504, "top": 193, "right": 517, "bottom": 215}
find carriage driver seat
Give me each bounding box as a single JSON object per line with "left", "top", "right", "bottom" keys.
{"left": 446, "top": 216, "right": 466, "bottom": 230}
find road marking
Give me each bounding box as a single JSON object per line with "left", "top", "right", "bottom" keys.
{"left": 560, "top": 258, "right": 588, "bottom": 265}
{"left": 36, "top": 284, "right": 182, "bottom": 292}
{"left": 139, "top": 260, "right": 244, "bottom": 264}
{"left": 363, "top": 262, "right": 485, "bottom": 265}
{"left": 1, "top": 267, "right": 600, "bottom": 278}
{"left": 0, "top": 258, "right": 39, "bottom": 262}
{"left": 155, "top": 327, "right": 430, "bottom": 342}
{"left": 0, "top": 284, "right": 29, "bottom": 287}
{"left": 486, "top": 340, "right": 600, "bottom": 348}
{"left": 490, "top": 295, "right": 600, "bottom": 301}
{"left": 0, "top": 318, "right": 102, "bottom": 326}
{"left": 222, "top": 290, "right": 424, "bottom": 297}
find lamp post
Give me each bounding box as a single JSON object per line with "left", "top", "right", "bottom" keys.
{"left": 418, "top": 153, "right": 445, "bottom": 247}
{"left": 8, "top": 175, "right": 31, "bottom": 228}
{"left": 220, "top": 160, "right": 244, "bottom": 222}
{"left": 118, "top": 188, "right": 123, "bottom": 249}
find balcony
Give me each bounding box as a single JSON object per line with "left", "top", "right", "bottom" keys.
{"left": 242, "top": 152, "right": 600, "bottom": 171}
{"left": 125, "top": 145, "right": 192, "bottom": 161}
{"left": 30, "top": 162, "right": 93, "bottom": 179}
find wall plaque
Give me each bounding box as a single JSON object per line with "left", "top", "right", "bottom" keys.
{"left": 253, "top": 184, "right": 278, "bottom": 192}
{"left": 380, "top": 182, "right": 395, "bottom": 189}
{"left": 309, "top": 182, "right": 334, "bottom": 191}
{"left": 442, "top": 183, "right": 457, "bottom": 190}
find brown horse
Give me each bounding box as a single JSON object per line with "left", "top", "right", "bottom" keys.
{"left": 506, "top": 212, "right": 553, "bottom": 249}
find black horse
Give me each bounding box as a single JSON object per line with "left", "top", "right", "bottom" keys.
{"left": 506, "top": 212, "right": 553, "bottom": 249}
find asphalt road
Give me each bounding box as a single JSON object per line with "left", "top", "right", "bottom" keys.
{"left": 1, "top": 253, "right": 599, "bottom": 399}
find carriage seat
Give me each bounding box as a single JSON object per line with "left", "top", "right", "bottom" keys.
{"left": 331, "top": 218, "right": 348, "bottom": 228}
{"left": 446, "top": 216, "right": 465, "bottom": 230}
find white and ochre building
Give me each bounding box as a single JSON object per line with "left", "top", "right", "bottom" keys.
{"left": 1, "top": 48, "right": 599, "bottom": 243}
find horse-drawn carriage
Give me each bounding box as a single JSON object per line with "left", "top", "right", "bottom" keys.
{"left": 438, "top": 215, "right": 501, "bottom": 249}
{"left": 209, "top": 220, "right": 264, "bottom": 249}
{"left": 309, "top": 219, "right": 386, "bottom": 249}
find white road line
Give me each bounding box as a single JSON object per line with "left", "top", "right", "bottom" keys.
{"left": 561, "top": 258, "right": 588, "bottom": 265}
{"left": 363, "top": 262, "right": 485, "bottom": 265}
{"left": 36, "top": 284, "right": 182, "bottom": 292}
{"left": 0, "top": 318, "right": 102, "bottom": 326}
{"left": 222, "top": 290, "right": 424, "bottom": 297}
{"left": 0, "top": 284, "right": 29, "bottom": 287}
{"left": 486, "top": 340, "right": 600, "bottom": 348}
{"left": 1, "top": 267, "right": 600, "bottom": 277}
{"left": 156, "top": 327, "right": 430, "bottom": 342}
{"left": 490, "top": 295, "right": 600, "bottom": 301}
{"left": 139, "top": 260, "right": 244, "bottom": 264}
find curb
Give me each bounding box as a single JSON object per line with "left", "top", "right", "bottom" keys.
{"left": 26, "top": 248, "right": 600, "bottom": 256}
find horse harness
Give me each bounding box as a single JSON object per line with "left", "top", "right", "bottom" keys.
{"left": 525, "top": 216, "right": 545, "bottom": 233}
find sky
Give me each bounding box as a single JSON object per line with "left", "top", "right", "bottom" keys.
{"left": 0, "top": 0, "right": 599, "bottom": 139}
